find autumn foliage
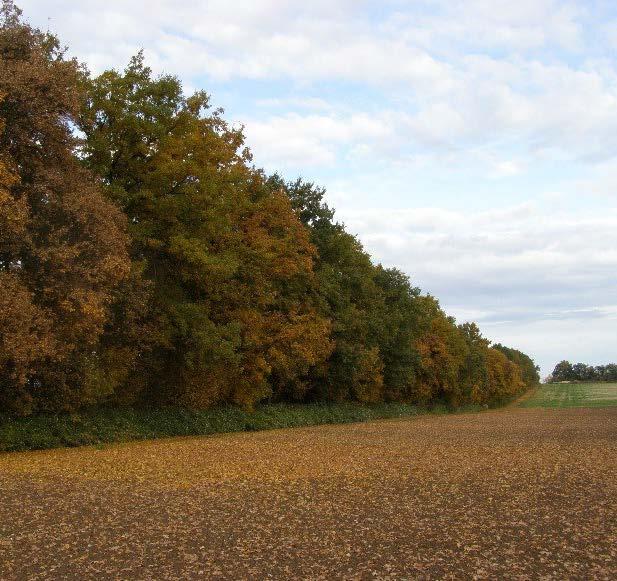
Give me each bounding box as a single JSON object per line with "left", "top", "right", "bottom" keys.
{"left": 0, "top": 4, "right": 129, "bottom": 414}
{"left": 0, "top": 3, "right": 539, "bottom": 416}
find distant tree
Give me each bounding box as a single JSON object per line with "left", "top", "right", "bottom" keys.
{"left": 550, "top": 360, "right": 617, "bottom": 383}
{"left": 552, "top": 360, "right": 574, "bottom": 382}
{"left": 273, "top": 175, "right": 535, "bottom": 407}
{"left": 0, "top": 2, "right": 129, "bottom": 414}
{"left": 484, "top": 348, "right": 523, "bottom": 404}
{"left": 413, "top": 297, "right": 468, "bottom": 406}
{"left": 599, "top": 365, "right": 615, "bottom": 381}
{"left": 268, "top": 176, "right": 384, "bottom": 402}
{"left": 372, "top": 266, "right": 422, "bottom": 402}
{"left": 458, "top": 322, "right": 490, "bottom": 402}
{"left": 267, "top": 174, "right": 335, "bottom": 229}
{"left": 271, "top": 176, "right": 428, "bottom": 404}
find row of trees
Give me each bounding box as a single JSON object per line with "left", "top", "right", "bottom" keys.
{"left": 0, "top": 3, "right": 539, "bottom": 416}
{"left": 550, "top": 361, "right": 617, "bottom": 383}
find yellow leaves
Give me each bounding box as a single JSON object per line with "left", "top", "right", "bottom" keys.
{"left": 484, "top": 348, "right": 525, "bottom": 401}
{"left": 229, "top": 307, "right": 332, "bottom": 406}
{"left": 242, "top": 189, "right": 316, "bottom": 280}
{"left": 414, "top": 315, "right": 467, "bottom": 400}
{"left": 351, "top": 347, "right": 384, "bottom": 404}
{"left": 0, "top": 157, "right": 17, "bottom": 188}
{"left": 0, "top": 160, "right": 28, "bottom": 246}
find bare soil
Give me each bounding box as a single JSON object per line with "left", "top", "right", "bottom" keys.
{"left": 1, "top": 407, "right": 615, "bottom": 579}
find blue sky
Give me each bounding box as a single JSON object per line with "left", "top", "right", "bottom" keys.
{"left": 21, "top": 0, "right": 617, "bottom": 376}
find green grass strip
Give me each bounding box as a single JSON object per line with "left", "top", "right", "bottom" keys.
{"left": 519, "top": 382, "right": 617, "bottom": 409}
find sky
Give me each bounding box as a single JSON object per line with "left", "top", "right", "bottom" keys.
{"left": 20, "top": 0, "right": 617, "bottom": 377}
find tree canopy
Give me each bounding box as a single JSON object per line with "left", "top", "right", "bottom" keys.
{"left": 0, "top": 2, "right": 129, "bottom": 414}
{"left": 550, "top": 360, "right": 617, "bottom": 383}
{"left": 0, "top": 3, "right": 540, "bottom": 416}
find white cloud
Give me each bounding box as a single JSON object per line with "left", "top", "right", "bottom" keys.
{"left": 573, "top": 158, "right": 617, "bottom": 198}
{"left": 490, "top": 160, "right": 525, "bottom": 178}
{"left": 486, "top": 315, "right": 617, "bottom": 378}
{"left": 388, "top": 0, "right": 583, "bottom": 52}
{"left": 256, "top": 97, "right": 333, "bottom": 111}
{"left": 338, "top": 201, "right": 617, "bottom": 322}
{"left": 20, "top": 0, "right": 617, "bottom": 170}
{"left": 243, "top": 112, "right": 397, "bottom": 168}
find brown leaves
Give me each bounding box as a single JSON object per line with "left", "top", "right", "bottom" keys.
{"left": 0, "top": 272, "right": 53, "bottom": 391}
{"left": 0, "top": 15, "right": 130, "bottom": 414}
{"left": 0, "top": 158, "right": 28, "bottom": 249}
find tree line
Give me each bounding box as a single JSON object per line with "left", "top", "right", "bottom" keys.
{"left": 549, "top": 361, "right": 617, "bottom": 383}
{"left": 0, "top": 3, "right": 539, "bottom": 416}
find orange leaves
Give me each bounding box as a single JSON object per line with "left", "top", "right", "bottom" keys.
{"left": 0, "top": 159, "right": 27, "bottom": 247}
{"left": 0, "top": 273, "right": 54, "bottom": 414}
{"left": 230, "top": 306, "right": 333, "bottom": 406}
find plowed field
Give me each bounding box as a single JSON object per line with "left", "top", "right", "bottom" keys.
{"left": 1, "top": 407, "right": 616, "bottom": 579}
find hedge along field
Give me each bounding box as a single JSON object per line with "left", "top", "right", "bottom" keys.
{"left": 0, "top": 402, "right": 498, "bottom": 453}
{"left": 520, "top": 382, "right": 617, "bottom": 408}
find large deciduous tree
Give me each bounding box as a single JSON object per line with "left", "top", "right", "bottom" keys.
{"left": 80, "top": 55, "right": 331, "bottom": 408}
{"left": 0, "top": 1, "right": 130, "bottom": 414}
{"left": 493, "top": 343, "right": 540, "bottom": 386}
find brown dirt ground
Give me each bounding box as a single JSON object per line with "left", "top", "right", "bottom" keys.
{"left": 0, "top": 407, "right": 616, "bottom": 580}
